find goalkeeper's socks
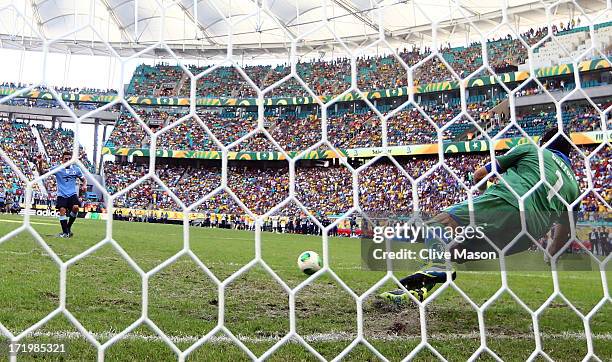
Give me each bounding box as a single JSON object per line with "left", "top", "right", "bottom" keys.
{"left": 59, "top": 215, "right": 69, "bottom": 234}
{"left": 423, "top": 222, "right": 452, "bottom": 264}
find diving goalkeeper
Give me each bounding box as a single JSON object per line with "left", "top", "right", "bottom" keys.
{"left": 380, "top": 128, "right": 581, "bottom": 302}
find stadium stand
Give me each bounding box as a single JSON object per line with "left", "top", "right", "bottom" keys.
{"left": 125, "top": 34, "right": 545, "bottom": 98}
{"left": 36, "top": 125, "right": 95, "bottom": 172}
{"left": 118, "top": 22, "right": 612, "bottom": 99}
{"left": 0, "top": 121, "right": 36, "bottom": 194}
{"left": 0, "top": 22, "right": 608, "bottom": 107}
{"left": 2, "top": 115, "right": 608, "bottom": 229}
{"left": 0, "top": 24, "right": 609, "bottom": 230}
{"left": 99, "top": 22, "right": 612, "bottom": 154}
{"left": 0, "top": 119, "right": 95, "bottom": 203}
{"left": 97, "top": 143, "right": 610, "bottom": 224}
{"left": 103, "top": 94, "right": 608, "bottom": 152}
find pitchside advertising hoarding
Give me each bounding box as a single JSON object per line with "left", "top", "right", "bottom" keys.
{"left": 18, "top": 204, "right": 98, "bottom": 219}
{"left": 19, "top": 205, "right": 364, "bottom": 235}
{"left": 18, "top": 208, "right": 61, "bottom": 218}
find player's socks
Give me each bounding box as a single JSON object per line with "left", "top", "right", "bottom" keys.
{"left": 67, "top": 211, "right": 77, "bottom": 232}
{"left": 59, "top": 215, "right": 69, "bottom": 235}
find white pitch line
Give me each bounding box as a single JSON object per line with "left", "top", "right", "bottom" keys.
{"left": 0, "top": 219, "right": 56, "bottom": 226}
{"left": 12, "top": 331, "right": 612, "bottom": 344}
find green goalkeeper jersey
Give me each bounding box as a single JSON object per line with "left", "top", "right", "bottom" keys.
{"left": 486, "top": 143, "right": 581, "bottom": 238}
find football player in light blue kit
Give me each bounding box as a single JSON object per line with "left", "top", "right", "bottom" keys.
{"left": 36, "top": 151, "right": 87, "bottom": 238}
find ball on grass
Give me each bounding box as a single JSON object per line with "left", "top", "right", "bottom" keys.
{"left": 297, "top": 251, "right": 322, "bottom": 275}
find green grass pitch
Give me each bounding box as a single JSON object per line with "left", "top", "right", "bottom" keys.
{"left": 0, "top": 214, "right": 610, "bottom": 361}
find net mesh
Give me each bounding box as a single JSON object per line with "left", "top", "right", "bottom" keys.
{"left": 0, "top": 0, "right": 610, "bottom": 361}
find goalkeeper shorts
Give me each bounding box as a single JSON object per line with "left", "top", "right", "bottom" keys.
{"left": 444, "top": 193, "right": 535, "bottom": 256}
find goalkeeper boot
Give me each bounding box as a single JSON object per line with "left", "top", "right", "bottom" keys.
{"left": 377, "top": 285, "right": 431, "bottom": 304}
{"left": 400, "top": 262, "right": 456, "bottom": 291}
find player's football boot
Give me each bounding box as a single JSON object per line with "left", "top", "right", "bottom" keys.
{"left": 67, "top": 232, "right": 74, "bottom": 238}
{"left": 377, "top": 286, "right": 430, "bottom": 303}
{"left": 56, "top": 233, "right": 69, "bottom": 238}
{"left": 400, "top": 262, "right": 456, "bottom": 291}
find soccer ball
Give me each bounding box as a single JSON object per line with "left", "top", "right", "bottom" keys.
{"left": 297, "top": 251, "right": 322, "bottom": 275}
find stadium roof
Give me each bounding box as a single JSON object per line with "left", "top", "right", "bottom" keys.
{"left": 0, "top": 0, "right": 609, "bottom": 60}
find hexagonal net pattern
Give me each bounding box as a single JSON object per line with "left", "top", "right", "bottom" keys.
{"left": 0, "top": 0, "right": 610, "bottom": 361}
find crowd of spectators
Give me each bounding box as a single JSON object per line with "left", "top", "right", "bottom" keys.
{"left": 0, "top": 21, "right": 598, "bottom": 113}
{"left": 5, "top": 98, "right": 113, "bottom": 111}
{"left": 0, "top": 119, "right": 96, "bottom": 204}
{"left": 103, "top": 105, "right": 188, "bottom": 149}
{"left": 122, "top": 25, "right": 577, "bottom": 99}
{"left": 2, "top": 112, "right": 605, "bottom": 223}
{"left": 573, "top": 145, "right": 611, "bottom": 223}
{"left": 357, "top": 153, "right": 488, "bottom": 216}
{"left": 1, "top": 104, "right": 607, "bottom": 223}
{"left": 104, "top": 162, "right": 290, "bottom": 215}
{"left": 103, "top": 162, "right": 149, "bottom": 209}
{"left": 1, "top": 112, "right": 607, "bottom": 237}
{"left": 36, "top": 125, "right": 95, "bottom": 171}
{"left": 106, "top": 97, "right": 495, "bottom": 152}
{"left": 0, "top": 121, "right": 37, "bottom": 197}
{"left": 106, "top": 108, "right": 262, "bottom": 150}
{"left": 486, "top": 100, "right": 610, "bottom": 139}
{"left": 0, "top": 18, "right": 608, "bottom": 233}
{"left": 157, "top": 117, "right": 210, "bottom": 150}
{"left": 100, "top": 142, "right": 609, "bottom": 223}
{"left": 105, "top": 95, "right": 610, "bottom": 153}
{"left": 199, "top": 112, "right": 258, "bottom": 147}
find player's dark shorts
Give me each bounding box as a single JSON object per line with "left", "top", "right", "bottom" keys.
{"left": 56, "top": 194, "right": 81, "bottom": 210}
{"left": 444, "top": 193, "right": 535, "bottom": 257}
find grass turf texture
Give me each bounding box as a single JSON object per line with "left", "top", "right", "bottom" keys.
{"left": 0, "top": 214, "right": 609, "bottom": 361}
